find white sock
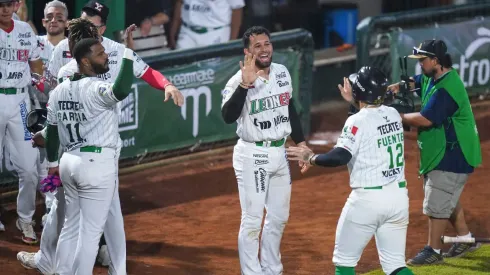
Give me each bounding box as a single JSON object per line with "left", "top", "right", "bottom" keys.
{"left": 458, "top": 232, "right": 472, "bottom": 238}
{"left": 433, "top": 248, "right": 441, "bottom": 254}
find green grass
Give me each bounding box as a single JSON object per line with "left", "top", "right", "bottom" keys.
{"left": 362, "top": 245, "right": 490, "bottom": 275}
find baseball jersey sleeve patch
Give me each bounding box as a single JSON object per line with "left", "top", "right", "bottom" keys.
{"left": 335, "top": 120, "right": 361, "bottom": 154}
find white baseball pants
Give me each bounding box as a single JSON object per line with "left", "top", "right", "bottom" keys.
{"left": 55, "top": 147, "right": 126, "bottom": 275}
{"left": 332, "top": 181, "right": 410, "bottom": 275}
{"left": 233, "top": 139, "right": 292, "bottom": 275}
{"left": 0, "top": 91, "right": 39, "bottom": 223}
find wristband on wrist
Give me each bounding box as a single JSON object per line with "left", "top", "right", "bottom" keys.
{"left": 47, "top": 161, "right": 58, "bottom": 168}
{"left": 308, "top": 154, "right": 318, "bottom": 166}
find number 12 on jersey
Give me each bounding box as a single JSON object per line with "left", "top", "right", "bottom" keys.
{"left": 66, "top": 123, "right": 83, "bottom": 143}
{"left": 387, "top": 143, "right": 404, "bottom": 169}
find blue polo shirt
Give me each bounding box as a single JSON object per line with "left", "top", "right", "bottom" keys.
{"left": 413, "top": 74, "right": 474, "bottom": 174}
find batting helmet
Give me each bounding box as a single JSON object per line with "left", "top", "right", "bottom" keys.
{"left": 26, "top": 109, "right": 47, "bottom": 133}
{"left": 349, "top": 66, "right": 389, "bottom": 105}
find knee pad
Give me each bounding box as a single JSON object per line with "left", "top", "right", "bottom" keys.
{"left": 390, "top": 267, "right": 414, "bottom": 275}
{"left": 335, "top": 266, "right": 355, "bottom": 275}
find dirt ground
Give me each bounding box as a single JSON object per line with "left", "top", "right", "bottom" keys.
{"left": 1, "top": 100, "right": 490, "bottom": 275}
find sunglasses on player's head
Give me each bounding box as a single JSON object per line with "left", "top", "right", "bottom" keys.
{"left": 412, "top": 47, "right": 436, "bottom": 58}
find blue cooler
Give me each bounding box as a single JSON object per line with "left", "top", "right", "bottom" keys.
{"left": 323, "top": 9, "right": 359, "bottom": 47}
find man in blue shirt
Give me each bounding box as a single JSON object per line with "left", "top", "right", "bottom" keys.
{"left": 389, "top": 40, "right": 482, "bottom": 266}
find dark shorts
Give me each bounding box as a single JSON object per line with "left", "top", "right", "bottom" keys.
{"left": 423, "top": 170, "right": 468, "bottom": 219}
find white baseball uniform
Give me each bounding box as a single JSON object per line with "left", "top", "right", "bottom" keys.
{"left": 222, "top": 63, "right": 293, "bottom": 275}
{"left": 33, "top": 35, "right": 58, "bottom": 212}
{"left": 47, "top": 72, "right": 128, "bottom": 275}
{"left": 35, "top": 43, "right": 148, "bottom": 275}
{"left": 0, "top": 20, "right": 41, "bottom": 226}
{"left": 332, "top": 105, "right": 409, "bottom": 275}
{"left": 177, "top": 0, "right": 245, "bottom": 49}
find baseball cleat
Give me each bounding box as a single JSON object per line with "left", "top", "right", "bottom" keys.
{"left": 16, "top": 219, "right": 38, "bottom": 245}
{"left": 97, "top": 244, "right": 111, "bottom": 267}
{"left": 17, "top": 251, "right": 37, "bottom": 269}
{"left": 0, "top": 221, "right": 5, "bottom": 232}
{"left": 407, "top": 246, "right": 444, "bottom": 266}
{"left": 443, "top": 242, "right": 482, "bottom": 258}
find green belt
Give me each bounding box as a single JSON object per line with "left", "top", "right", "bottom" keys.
{"left": 255, "top": 139, "right": 285, "bottom": 147}
{"left": 80, "top": 146, "right": 102, "bottom": 153}
{"left": 364, "top": 181, "right": 407, "bottom": 190}
{"left": 182, "top": 21, "right": 224, "bottom": 34}
{"left": 0, "top": 87, "right": 25, "bottom": 95}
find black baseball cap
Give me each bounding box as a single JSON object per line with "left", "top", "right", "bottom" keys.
{"left": 408, "top": 39, "right": 447, "bottom": 60}
{"left": 82, "top": 1, "right": 109, "bottom": 24}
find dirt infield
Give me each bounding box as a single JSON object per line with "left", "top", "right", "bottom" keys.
{"left": 1, "top": 100, "right": 490, "bottom": 274}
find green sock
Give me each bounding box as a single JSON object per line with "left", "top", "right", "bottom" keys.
{"left": 395, "top": 267, "right": 414, "bottom": 275}
{"left": 335, "top": 266, "right": 355, "bottom": 275}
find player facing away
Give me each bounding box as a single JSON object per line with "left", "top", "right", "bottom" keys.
{"left": 0, "top": 0, "right": 44, "bottom": 243}
{"left": 44, "top": 38, "right": 138, "bottom": 275}
{"left": 221, "top": 26, "right": 311, "bottom": 275}
{"left": 287, "top": 67, "right": 414, "bottom": 275}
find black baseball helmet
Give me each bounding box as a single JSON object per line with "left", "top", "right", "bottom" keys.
{"left": 349, "top": 66, "right": 389, "bottom": 105}
{"left": 26, "top": 109, "right": 47, "bottom": 133}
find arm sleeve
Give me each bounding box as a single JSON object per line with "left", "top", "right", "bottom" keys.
{"left": 221, "top": 86, "right": 247, "bottom": 124}
{"left": 313, "top": 147, "right": 352, "bottom": 167}
{"left": 420, "top": 88, "right": 458, "bottom": 127}
{"left": 334, "top": 116, "right": 362, "bottom": 155}
{"left": 110, "top": 49, "right": 135, "bottom": 102}
{"left": 289, "top": 99, "right": 305, "bottom": 144}
{"left": 46, "top": 94, "right": 59, "bottom": 162}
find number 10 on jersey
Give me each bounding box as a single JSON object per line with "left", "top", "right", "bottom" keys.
{"left": 387, "top": 143, "right": 404, "bottom": 169}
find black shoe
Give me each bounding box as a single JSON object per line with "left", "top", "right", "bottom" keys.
{"left": 407, "top": 246, "right": 444, "bottom": 266}
{"left": 443, "top": 242, "right": 482, "bottom": 258}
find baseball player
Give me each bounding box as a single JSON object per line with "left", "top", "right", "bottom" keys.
{"left": 287, "top": 67, "right": 414, "bottom": 275}
{"left": 17, "top": 17, "right": 183, "bottom": 274}
{"left": 42, "top": 37, "right": 140, "bottom": 275}
{"left": 169, "top": 0, "right": 245, "bottom": 50}
{"left": 32, "top": 0, "right": 68, "bottom": 228}
{"left": 221, "top": 26, "right": 310, "bottom": 275}
{"left": 0, "top": 0, "right": 44, "bottom": 244}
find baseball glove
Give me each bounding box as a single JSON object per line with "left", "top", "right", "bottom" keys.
{"left": 26, "top": 108, "right": 47, "bottom": 134}
{"left": 40, "top": 175, "right": 62, "bottom": 193}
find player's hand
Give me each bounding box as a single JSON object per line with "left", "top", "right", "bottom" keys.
{"left": 338, "top": 77, "right": 353, "bottom": 103}
{"left": 286, "top": 145, "right": 314, "bottom": 174}
{"left": 31, "top": 131, "right": 45, "bottom": 148}
{"left": 296, "top": 142, "right": 313, "bottom": 174}
{"left": 124, "top": 24, "right": 137, "bottom": 50}
{"left": 240, "top": 53, "right": 264, "bottom": 86}
{"left": 164, "top": 85, "right": 184, "bottom": 106}
{"left": 48, "top": 166, "right": 59, "bottom": 176}
{"left": 388, "top": 83, "right": 401, "bottom": 94}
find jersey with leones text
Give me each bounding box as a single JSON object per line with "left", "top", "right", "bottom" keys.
{"left": 335, "top": 105, "right": 406, "bottom": 188}
{"left": 47, "top": 76, "right": 121, "bottom": 151}
{"left": 0, "top": 20, "right": 40, "bottom": 88}
{"left": 221, "top": 63, "right": 293, "bottom": 142}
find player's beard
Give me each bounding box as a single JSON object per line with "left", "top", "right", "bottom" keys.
{"left": 92, "top": 60, "right": 110, "bottom": 75}
{"left": 422, "top": 67, "right": 437, "bottom": 78}
{"left": 255, "top": 54, "right": 272, "bottom": 69}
